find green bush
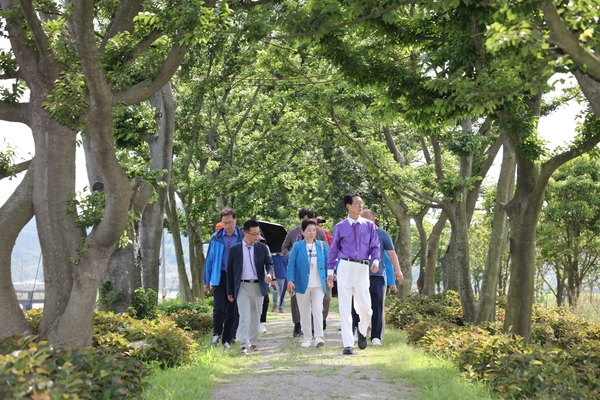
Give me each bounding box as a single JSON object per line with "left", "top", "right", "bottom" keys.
{"left": 157, "top": 299, "right": 213, "bottom": 338}
{"left": 93, "top": 311, "right": 198, "bottom": 368}
{"left": 0, "top": 335, "right": 150, "bottom": 399}
{"left": 23, "top": 308, "right": 43, "bottom": 335}
{"left": 386, "top": 290, "right": 464, "bottom": 330}
{"left": 158, "top": 299, "right": 212, "bottom": 315}
{"left": 127, "top": 287, "right": 158, "bottom": 320}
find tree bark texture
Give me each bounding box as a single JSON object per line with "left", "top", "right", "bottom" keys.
{"left": 475, "top": 133, "right": 515, "bottom": 324}
{"left": 0, "top": 168, "right": 34, "bottom": 338}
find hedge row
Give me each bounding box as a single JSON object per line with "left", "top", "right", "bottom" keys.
{"left": 386, "top": 291, "right": 600, "bottom": 399}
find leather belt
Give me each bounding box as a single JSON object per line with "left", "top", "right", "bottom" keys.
{"left": 340, "top": 258, "right": 369, "bottom": 265}
{"left": 241, "top": 279, "right": 259, "bottom": 283}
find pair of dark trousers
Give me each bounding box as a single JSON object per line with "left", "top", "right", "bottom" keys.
{"left": 351, "top": 275, "right": 385, "bottom": 340}
{"left": 212, "top": 272, "right": 238, "bottom": 344}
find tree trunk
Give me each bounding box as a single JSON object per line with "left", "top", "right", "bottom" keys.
{"left": 475, "top": 133, "right": 515, "bottom": 324}
{"left": 413, "top": 211, "right": 428, "bottom": 293}
{"left": 0, "top": 168, "right": 34, "bottom": 338}
{"left": 141, "top": 83, "right": 176, "bottom": 294}
{"left": 423, "top": 211, "right": 448, "bottom": 295}
{"left": 100, "top": 179, "right": 154, "bottom": 312}
{"left": 165, "top": 185, "right": 193, "bottom": 302}
{"left": 455, "top": 151, "right": 476, "bottom": 323}
{"left": 383, "top": 195, "right": 412, "bottom": 298}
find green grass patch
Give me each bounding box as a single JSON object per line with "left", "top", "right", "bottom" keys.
{"left": 370, "top": 329, "right": 498, "bottom": 400}
{"left": 140, "top": 344, "right": 243, "bottom": 399}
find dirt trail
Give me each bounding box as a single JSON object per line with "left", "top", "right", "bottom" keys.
{"left": 210, "top": 307, "right": 416, "bottom": 400}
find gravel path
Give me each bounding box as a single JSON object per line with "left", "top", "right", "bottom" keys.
{"left": 210, "top": 308, "right": 417, "bottom": 400}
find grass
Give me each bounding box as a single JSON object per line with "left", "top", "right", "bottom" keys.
{"left": 140, "top": 310, "right": 497, "bottom": 399}
{"left": 369, "top": 329, "right": 497, "bottom": 400}
{"left": 139, "top": 345, "right": 241, "bottom": 399}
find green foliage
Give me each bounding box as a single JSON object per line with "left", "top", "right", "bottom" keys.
{"left": 0, "top": 335, "right": 150, "bottom": 399}
{"left": 386, "top": 290, "right": 465, "bottom": 331}
{"left": 0, "top": 145, "right": 16, "bottom": 177}
{"left": 127, "top": 287, "right": 158, "bottom": 320}
{"left": 67, "top": 189, "right": 106, "bottom": 229}
{"left": 158, "top": 300, "right": 213, "bottom": 339}
{"left": 98, "top": 281, "right": 126, "bottom": 311}
{"left": 388, "top": 292, "right": 600, "bottom": 399}
{"left": 23, "top": 308, "right": 43, "bottom": 335}
{"left": 93, "top": 311, "right": 198, "bottom": 369}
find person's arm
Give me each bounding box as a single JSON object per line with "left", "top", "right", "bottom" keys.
{"left": 369, "top": 225, "right": 381, "bottom": 273}
{"left": 226, "top": 246, "right": 235, "bottom": 302}
{"left": 387, "top": 249, "right": 404, "bottom": 285}
{"left": 286, "top": 243, "right": 298, "bottom": 294}
{"left": 203, "top": 239, "right": 215, "bottom": 293}
{"left": 264, "top": 246, "right": 274, "bottom": 282}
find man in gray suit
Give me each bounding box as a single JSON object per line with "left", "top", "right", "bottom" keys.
{"left": 227, "top": 220, "right": 274, "bottom": 354}
{"left": 281, "top": 207, "right": 330, "bottom": 337}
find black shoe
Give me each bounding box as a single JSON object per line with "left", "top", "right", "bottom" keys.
{"left": 358, "top": 331, "right": 367, "bottom": 350}
{"left": 343, "top": 346, "right": 353, "bottom": 355}
{"left": 293, "top": 323, "right": 302, "bottom": 337}
{"left": 323, "top": 320, "right": 327, "bottom": 330}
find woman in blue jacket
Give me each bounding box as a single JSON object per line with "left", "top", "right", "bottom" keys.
{"left": 287, "top": 219, "right": 332, "bottom": 348}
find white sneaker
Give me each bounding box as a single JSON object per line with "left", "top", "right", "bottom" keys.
{"left": 314, "top": 337, "right": 324, "bottom": 347}
{"left": 372, "top": 338, "right": 382, "bottom": 346}
{"left": 211, "top": 334, "right": 220, "bottom": 346}
{"left": 301, "top": 339, "right": 312, "bottom": 348}
{"left": 259, "top": 323, "right": 267, "bottom": 333}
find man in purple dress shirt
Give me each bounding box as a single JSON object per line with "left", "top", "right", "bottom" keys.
{"left": 327, "top": 193, "right": 380, "bottom": 355}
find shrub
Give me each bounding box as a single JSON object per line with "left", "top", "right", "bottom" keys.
{"left": 0, "top": 335, "right": 150, "bottom": 399}
{"left": 93, "top": 311, "right": 198, "bottom": 368}
{"left": 127, "top": 287, "right": 158, "bottom": 320}
{"left": 158, "top": 299, "right": 213, "bottom": 338}
{"left": 386, "top": 290, "right": 464, "bottom": 330}
{"left": 24, "top": 308, "right": 43, "bottom": 335}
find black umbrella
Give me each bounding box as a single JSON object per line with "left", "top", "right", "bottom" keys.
{"left": 257, "top": 220, "right": 287, "bottom": 253}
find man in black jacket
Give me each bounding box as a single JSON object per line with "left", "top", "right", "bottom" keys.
{"left": 227, "top": 219, "right": 274, "bottom": 354}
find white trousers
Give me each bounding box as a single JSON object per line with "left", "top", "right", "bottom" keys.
{"left": 237, "top": 282, "right": 263, "bottom": 349}
{"left": 337, "top": 259, "right": 372, "bottom": 348}
{"left": 296, "top": 285, "right": 325, "bottom": 341}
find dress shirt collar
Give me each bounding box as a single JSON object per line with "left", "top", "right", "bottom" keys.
{"left": 346, "top": 216, "right": 359, "bottom": 225}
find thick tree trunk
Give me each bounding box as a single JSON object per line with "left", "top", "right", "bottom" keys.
{"left": 455, "top": 152, "right": 476, "bottom": 323}
{"left": 475, "top": 134, "right": 515, "bottom": 324}
{"left": 100, "top": 180, "right": 154, "bottom": 312}
{"left": 33, "top": 115, "right": 83, "bottom": 344}
{"left": 0, "top": 168, "right": 34, "bottom": 338}
{"left": 440, "top": 221, "right": 459, "bottom": 292}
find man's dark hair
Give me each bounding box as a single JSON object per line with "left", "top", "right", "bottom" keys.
{"left": 298, "top": 207, "right": 317, "bottom": 220}
{"left": 220, "top": 207, "right": 237, "bottom": 219}
{"left": 243, "top": 219, "right": 260, "bottom": 231}
{"left": 343, "top": 192, "right": 360, "bottom": 207}
{"left": 301, "top": 219, "right": 317, "bottom": 231}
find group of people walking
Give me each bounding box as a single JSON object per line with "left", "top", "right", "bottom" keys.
{"left": 204, "top": 193, "right": 404, "bottom": 355}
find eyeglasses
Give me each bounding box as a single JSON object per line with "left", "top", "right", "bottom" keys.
{"left": 246, "top": 232, "right": 260, "bottom": 237}
{"left": 353, "top": 201, "right": 365, "bottom": 205}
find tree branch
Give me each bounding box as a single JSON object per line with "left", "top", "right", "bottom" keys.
{"left": 112, "top": 37, "right": 189, "bottom": 106}
{"left": 0, "top": 102, "right": 30, "bottom": 125}
{"left": 0, "top": 159, "right": 32, "bottom": 180}
{"left": 542, "top": 2, "right": 600, "bottom": 82}
{"left": 100, "top": 0, "right": 145, "bottom": 52}
{"left": 265, "top": 3, "right": 408, "bottom": 40}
